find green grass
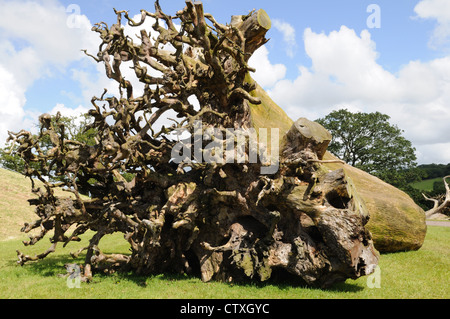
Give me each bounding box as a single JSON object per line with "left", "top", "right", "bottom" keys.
{"left": 410, "top": 177, "right": 443, "bottom": 192}
{"left": 0, "top": 226, "right": 448, "bottom": 299}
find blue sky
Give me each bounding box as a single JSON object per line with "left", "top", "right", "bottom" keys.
{"left": 1, "top": 0, "right": 450, "bottom": 164}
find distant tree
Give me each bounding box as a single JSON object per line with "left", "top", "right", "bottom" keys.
{"left": 0, "top": 113, "right": 96, "bottom": 175}
{"left": 376, "top": 167, "right": 427, "bottom": 189}
{"left": 41, "top": 113, "right": 97, "bottom": 148}
{"left": 316, "top": 109, "right": 418, "bottom": 181}
{"left": 0, "top": 147, "right": 26, "bottom": 172}
{"left": 417, "top": 163, "right": 450, "bottom": 179}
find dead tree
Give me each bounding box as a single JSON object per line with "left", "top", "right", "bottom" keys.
{"left": 9, "top": 0, "right": 378, "bottom": 288}
{"left": 422, "top": 176, "right": 450, "bottom": 219}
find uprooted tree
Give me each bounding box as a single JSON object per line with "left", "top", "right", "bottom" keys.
{"left": 8, "top": 1, "right": 379, "bottom": 287}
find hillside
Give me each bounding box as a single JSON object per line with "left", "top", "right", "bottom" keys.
{"left": 0, "top": 168, "right": 80, "bottom": 241}
{"left": 0, "top": 168, "right": 40, "bottom": 240}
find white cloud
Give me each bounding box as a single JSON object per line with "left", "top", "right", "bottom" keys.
{"left": 416, "top": 142, "right": 450, "bottom": 164}
{"left": 249, "top": 46, "right": 287, "bottom": 88}
{"left": 0, "top": 65, "right": 26, "bottom": 145}
{"left": 0, "top": 0, "right": 99, "bottom": 147}
{"left": 414, "top": 0, "right": 450, "bottom": 49}
{"left": 266, "top": 26, "right": 450, "bottom": 164}
{"left": 0, "top": 0, "right": 98, "bottom": 83}
{"left": 272, "top": 19, "right": 297, "bottom": 58}
{"left": 304, "top": 28, "right": 395, "bottom": 94}
{"left": 50, "top": 104, "right": 90, "bottom": 118}
{"left": 48, "top": 103, "right": 91, "bottom": 129}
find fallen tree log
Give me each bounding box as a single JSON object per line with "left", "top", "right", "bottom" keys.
{"left": 247, "top": 81, "right": 427, "bottom": 253}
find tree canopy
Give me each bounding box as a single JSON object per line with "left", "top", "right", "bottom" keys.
{"left": 316, "top": 109, "right": 417, "bottom": 177}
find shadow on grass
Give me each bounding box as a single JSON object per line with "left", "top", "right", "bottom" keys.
{"left": 207, "top": 269, "right": 366, "bottom": 294}
{"left": 13, "top": 254, "right": 364, "bottom": 294}
{"left": 11, "top": 254, "right": 84, "bottom": 278}
{"left": 101, "top": 268, "right": 365, "bottom": 294}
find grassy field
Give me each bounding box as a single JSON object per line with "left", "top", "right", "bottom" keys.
{"left": 0, "top": 168, "right": 449, "bottom": 299}
{"left": 410, "top": 177, "right": 443, "bottom": 192}
{"left": 0, "top": 226, "right": 448, "bottom": 299}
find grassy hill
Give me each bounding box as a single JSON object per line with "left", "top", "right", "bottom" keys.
{"left": 0, "top": 168, "right": 79, "bottom": 241}
{"left": 0, "top": 168, "right": 42, "bottom": 241}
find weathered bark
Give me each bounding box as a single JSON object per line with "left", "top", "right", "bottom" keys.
{"left": 9, "top": 1, "right": 379, "bottom": 288}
